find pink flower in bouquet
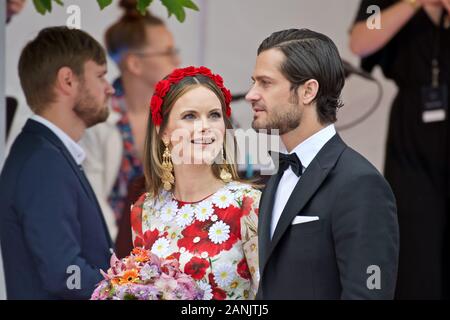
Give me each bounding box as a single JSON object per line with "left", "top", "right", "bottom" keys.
{"left": 91, "top": 248, "right": 204, "bottom": 300}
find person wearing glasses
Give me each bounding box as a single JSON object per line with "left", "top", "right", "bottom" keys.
{"left": 80, "top": 0, "right": 181, "bottom": 247}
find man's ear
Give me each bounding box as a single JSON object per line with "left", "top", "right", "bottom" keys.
{"left": 123, "top": 54, "right": 143, "bottom": 76}
{"left": 55, "top": 66, "right": 79, "bottom": 96}
{"left": 300, "top": 79, "right": 319, "bottom": 105}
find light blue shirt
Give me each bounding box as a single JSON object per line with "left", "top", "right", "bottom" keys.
{"left": 270, "top": 124, "right": 336, "bottom": 238}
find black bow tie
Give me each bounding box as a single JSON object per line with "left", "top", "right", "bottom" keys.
{"left": 275, "top": 152, "right": 303, "bottom": 177}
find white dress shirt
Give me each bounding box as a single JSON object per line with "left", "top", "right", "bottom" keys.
{"left": 30, "top": 114, "right": 86, "bottom": 165}
{"left": 270, "top": 124, "right": 336, "bottom": 238}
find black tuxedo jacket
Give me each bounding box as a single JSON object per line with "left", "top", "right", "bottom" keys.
{"left": 257, "top": 134, "right": 399, "bottom": 299}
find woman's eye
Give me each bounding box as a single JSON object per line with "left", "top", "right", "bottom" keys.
{"left": 210, "top": 112, "right": 222, "bottom": 119}
{"left": 182, "top": 113, "right": 195, "bottom": 120}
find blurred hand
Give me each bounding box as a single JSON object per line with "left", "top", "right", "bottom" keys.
{"left": 440, "top": 0, "right": 450, "bottom": 15}
{"left": 418, "top": 0, "right": 443, "bottom": 6}
{"left": 6, "top": 0, "right": 26, "bottom": 23}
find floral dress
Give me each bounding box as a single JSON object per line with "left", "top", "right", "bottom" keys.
{"left": 130, "top": 181, "right": 261, "bottom": 300}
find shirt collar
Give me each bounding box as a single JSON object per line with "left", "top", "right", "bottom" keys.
{"left": 31, "top": 114, "right": 86, "bottom": 165}
{"left": 281, "top": 124, "right": 336, "bottom": 170}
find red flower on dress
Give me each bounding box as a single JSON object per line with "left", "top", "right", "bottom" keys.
{"left": 212, "top": 287, "right": 227, "bottom": 300}
{"left": 237, "top": 258, "right": 251, "bottom": 280}
{"left": 177, "top": 217, "right": 238, "bottom": 257}
{"left": 130, "top": 193, "right": 146, "bottom": 236}
{"left": 133, "top": 230, "right": 166, "bottom": 250}
{"left": 206, "top": 273, "right": 226, "bottom": 299}
{"left": 215, "top": 205, "right": 245, "bottom": 240}
{"left": 184, "top": 256, "right": 210, "bottom": 280}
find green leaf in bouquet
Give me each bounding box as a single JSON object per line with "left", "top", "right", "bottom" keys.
{"left": 97, "top": 0, "right": 113, "bottom": 10}
{"left": 108, "top": 285, "right": 116, "bottom": 298}
{"left": 124, "top": 294, "right": 138, "bottom": 300}
{"left": 137, "top": 0, "right": 154, "bottom": 15}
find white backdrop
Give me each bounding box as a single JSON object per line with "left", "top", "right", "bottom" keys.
{"left": 0, "top": 0, "right": 397, "bottom": 299}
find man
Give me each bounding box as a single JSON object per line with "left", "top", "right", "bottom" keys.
{"left": 0, "top": 26, "right": 115, "bottom": 299}
{"left": 246, "top": 28, "right": 399, "bottom": 299}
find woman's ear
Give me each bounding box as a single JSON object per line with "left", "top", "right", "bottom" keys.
{"left": 300, "top": 79, "right": 319, "bottom": 105}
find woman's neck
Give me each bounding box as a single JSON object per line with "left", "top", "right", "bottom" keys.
{"left": 172, "top": 164, "right": 225, "bottom": 202}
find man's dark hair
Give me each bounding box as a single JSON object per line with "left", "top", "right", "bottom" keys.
{"left": 18, "top": 26, "right": 106, "bottom": 114}
{"left": 258, "top": 28, "right": 345, "bottom": 124}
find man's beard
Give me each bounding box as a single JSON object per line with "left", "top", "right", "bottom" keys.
{"left": 73, "top": 87, "right": 109, "bottom": 128}
{"left": 252, "top": 101, "right": 302, "bottom": 135}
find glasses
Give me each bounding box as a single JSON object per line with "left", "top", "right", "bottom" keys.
{"left": 131, "top": 48, "right": 180, "bottom": 59}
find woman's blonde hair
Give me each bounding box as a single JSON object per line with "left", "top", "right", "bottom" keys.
{"left": 144, "top": 75, "right": 246, "bottom": 197}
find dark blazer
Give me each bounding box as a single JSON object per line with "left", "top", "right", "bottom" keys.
{"left": 0, "top": 119, "right": 112, "bottom": 299}
{"left": 257, "top": 134, "right": 399, "bottom": 299}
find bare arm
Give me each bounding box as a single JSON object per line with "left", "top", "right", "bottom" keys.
{"left": 350, "top": 1, "right": 420, "bottom": 57}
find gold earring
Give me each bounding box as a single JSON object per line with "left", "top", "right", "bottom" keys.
{"left": 161, "top": 141, "right": 174, "bottom": 191}
{"left": 220, "top": 148, "right": 232, "bottom": 183}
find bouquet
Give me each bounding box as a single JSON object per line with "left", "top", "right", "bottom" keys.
{"left": 91, "top": 247, "right": 204, "bottom": 300}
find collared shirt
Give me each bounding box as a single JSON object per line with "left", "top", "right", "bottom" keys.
{"left": 30, "top": 114, "right": 86, "bottom": 165}
{"left": 270, "top": 124, "right": 336, "bottom": 238}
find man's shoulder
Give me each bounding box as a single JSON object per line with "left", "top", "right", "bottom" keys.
{"left": 332, "top": 145, "right": 392, "bottom": 194}
{"left": 335, "top": 145, "right": 383, "bottom": 178}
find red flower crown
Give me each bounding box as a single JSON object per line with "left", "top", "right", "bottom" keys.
{"left": 150, "top": 66, "right": 232, "bottom": 126}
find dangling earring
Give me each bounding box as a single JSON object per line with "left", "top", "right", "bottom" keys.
{"left": 161, "top": 140, "right": 174, "bottom": 191}
{"left": 220, "top": 148, "right": 232, "bottom": 183}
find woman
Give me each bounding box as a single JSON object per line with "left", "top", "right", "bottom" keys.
{"left": 130, "top": 66, "right": 261, "bottom": 300}
{"left": 81, "top": 0, "right": 180, "bottom": 241}
{"left": 350, "top": 0, "right": 450, "bottom": 299}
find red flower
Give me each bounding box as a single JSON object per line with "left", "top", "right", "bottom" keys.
{"left": 184, "top": 256, "right": 210, "bottom": 280}
{"left": 130, "top": 194, "right": 146, "bottom": 236}
{"left": 177, "top": 218, "right": 238, "bottom": 256}
{"left": 182, "top": 66, "right": 198, "bottom": 76}
{"left": 150, "top": 95, "right": 163, "bottom": 126}
{"left": 212, "top": 287, "right": 227, "bottom": 300}
{"left": 150, "top": 66, "right": 232, "bottom": 126}
{"left": 133, "top": 229, "right": 162, "bottom": 249}
{"left": 215, "top": 205, "right": 245, "bottom": 239}
{"left": 166, "top": 252, "right": 181, "bottom": 261}
{"left": 212, "top": 74, "right": 224, "bottom": 87}
{"left": 240, "top": 195, "right": 254, "bottom": 217}
{"left": 198, "top": 66, "right": 213, "bottom": 77}
{"left": 237, "top": 258, "right": 251, "bottom": 280}
{"left": 168, "top": 68, "right": 186, "bottom": 82}
{"left": 155, "top": 79, "right": 171, "bottom": 97}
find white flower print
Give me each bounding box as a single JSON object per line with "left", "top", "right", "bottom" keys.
{"left": 195, "top": 201, "right": 214, "bottom": 221}
{"left": 151, "top": 237, "right": 170, "bottom": 258}
{"left": 198, "top": 281, "right": 213, "bottom": 300}
{"left": 208, "top": 221, "right": 230, "bottom": 244}
{"left": 212, "top": 189, "right": 235, "bottom": 209}
{"left": 176, "top": 204, "right": 194, "bottom": 228}
{"left": 213, "top": 264, "right": 235, "bottom": 288}
{"left": 160, "top": 200, "right": 178, "bottom": 223}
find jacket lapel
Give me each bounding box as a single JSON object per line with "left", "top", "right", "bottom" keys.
{"left": 261, "top": 134, "right": 347, "bottom": 273}
{"left": 258, "top": 173, "right": 281, "bottom": 276}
